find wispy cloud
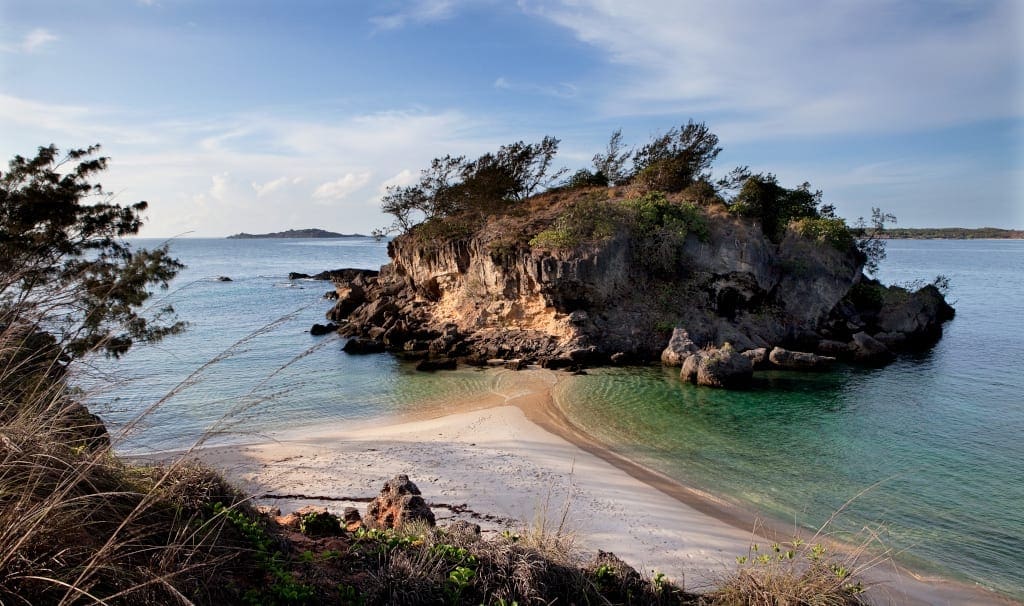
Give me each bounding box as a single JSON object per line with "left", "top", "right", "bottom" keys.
{"left": 493, "top": 76, "right": 577, "bottom": 99}
{"left": 370, "top": 0, "right": 458, "bottom": 30}
{"left": 2, "top": 28, "right": 59, "bottom": 54}
{"left": 0, "top": 93, "right": 502, "bottom": 236}
{"left": 21, "top": 28, "right": 57, "bottom": 52}
{"left": 313, "top": 172, "right": 373, "bottom": 201}
{"left": 252, "top": 176, "right": 303, "bottom": 198}
{"left": 521, "top": 1, "right": 1023, "bottom": 138}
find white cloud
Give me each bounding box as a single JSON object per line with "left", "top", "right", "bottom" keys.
{"left": 522, "top": 0, "right": 1023, "bottom": 138}
{"left": 378, "top": 169, "right": 417, "bottom": 193}
{"left": 371, "top": 0, "right": 458, "bottom": 30}
{"left": 313, "top": 172, "right": 373, "bottom": 201}
{"left": 209, "top": 173, "right": 230, "bottom": 201}
{"left": 19, "top": 28, "right": 58, "bottom": 53}
{"left": 252, "top": 176, "right": 302, "bottom": 198}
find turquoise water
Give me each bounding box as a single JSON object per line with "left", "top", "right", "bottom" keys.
{"left": 556, "top": 240, "right": 1024, "bottom": 598}
{"left": 89, "top": 238, "right": 1024, "bottom": 598}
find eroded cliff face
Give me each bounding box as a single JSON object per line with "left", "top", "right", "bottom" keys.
{"left": 327, "top": 206, "right": 952, "bottom": 371}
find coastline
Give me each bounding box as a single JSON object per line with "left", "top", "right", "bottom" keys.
{"left": 193, "top": 368, "right": 1015, "bottom": 605}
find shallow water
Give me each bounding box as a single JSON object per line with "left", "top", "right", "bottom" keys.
{"left": 88, "top": 238, "right": 1024, "bottom": 598}
{"left": 555, "top": 240, "right": 1024, "bottom": 598}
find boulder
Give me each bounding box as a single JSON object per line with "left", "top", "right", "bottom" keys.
{"left": 851, "top": 331, "right": 894, "bottom": 363}
{"left": 327, "top": 283, "right": 367, "bottom": 321}
{"left": 342, "top": 338, "right": 386, "bottom": 354}
{"left": 288, "top": 272, "right": 311, "bottom": 280}
{"left": 817, "top": 339, "right": 854, "bottom": 357}
{"left": 342, "top": 507, "right": 363, "bottom": 532}
{"left": 680, "top": 353, "right": 701, "bottom": 384}
{"left": 768, "top": 347, "right": 835, "bottom": 371}
{"left": 696, "top": 344, "right": 753, "bottom": 389}
{"left": 366, "top": 475, "right": 436, "bottom": 529}
{"left": 740, "top": 347, "right": 768, "bottom": 369}
{"left": 216, "top": 275, "right": 232, "bottom": 282}
{"left": 309, "top": 322, "right": 338, "bottom": 336}
{"left": 873, "top": 331, "right": 907, "bottom": 348}
{"left": 876, "top": 284, "right": 955, "bottom": 345}
{"left": 504, "top": 358, "right": 525, "bottom": 370}
{"left": 660, "top": 328, "right": 698, "bottom": 367}
{"left": 416, "top": 357, "right": 457, "bottom": 371}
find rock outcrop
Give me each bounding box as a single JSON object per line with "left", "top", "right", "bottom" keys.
{"left": 768, "top": 347, "right": 836, "bottom": 371}
{"left": 309, "top": 322, "right": 337, "bottom": 336}
{"left": 321, "top": 193, "right": 954, "bottom": 383}
{"left": 680, "top": 344, "right": 753, "bottom": 388}
{"left": 365, "top": 475, "right": 435, "bottom": 529}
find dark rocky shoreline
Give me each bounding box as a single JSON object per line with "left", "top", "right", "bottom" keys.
{"left": 309, "top": 209, "right": 954, "bottom": 388}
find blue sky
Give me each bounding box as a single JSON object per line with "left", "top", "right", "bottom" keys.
{"left": 1, "top": 0, "right": 1021, "bottom": 236}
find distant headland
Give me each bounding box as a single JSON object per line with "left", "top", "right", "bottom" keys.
{"left": 880, "top": 227, "right": 1023, "bottom": 239}
{"left": 226, "top": 228, "right": 368, "bottom": 239}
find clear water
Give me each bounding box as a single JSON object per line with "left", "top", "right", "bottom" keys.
{"left": 556, "top": 240, "right": 1024, "bottom": 598}
{"left": 87, "top": 238, "right": 499, "bottom": 452}
{"left": 88, "top": 238, "right": 1024, "bottom": 598}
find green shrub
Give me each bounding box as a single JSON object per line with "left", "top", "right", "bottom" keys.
{"left": 794, "top": 217, "right": 854, "bottom": 251}
{"left": 847, "top": 282, "right": 886, "bottom": 311}
{"left": 622, "top": 191, "right": 710, "bottom": 274}
{"left": 625, "top": 191, "right": 710, "bottom": 242}
{"left": 299, "top": 510, "right": 342, "bottom": 537}
{"left": 529, "top": 197, "right": 625, "bottom": 250}
{"left": 565, "top": 168, "right": 609, "bottom": 189}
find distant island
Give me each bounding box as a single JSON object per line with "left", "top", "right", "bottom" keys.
{"left": 880, "top": 227, "right": 1023, "bottom": 239}
{"left": 226, "top": 228, "right": 368, "bottom": 239}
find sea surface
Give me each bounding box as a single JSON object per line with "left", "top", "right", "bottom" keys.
{"left": 88, "top": 237, "right": 1024, "bottom": 599}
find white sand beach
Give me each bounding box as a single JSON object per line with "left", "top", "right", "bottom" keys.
{"left": 195, "top": 369, "right": 1012, "bottom": 605}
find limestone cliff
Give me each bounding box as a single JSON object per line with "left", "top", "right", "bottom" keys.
{"left": 327, "top": 189, "right": 953, "bottom": 370}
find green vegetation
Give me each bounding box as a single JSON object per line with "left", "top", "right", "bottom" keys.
{"left": 725, "top": 172, "right": 822, "bottom": 243}
{"left": 377, "top": 137, "right": 566, "bottom": 236}
{"left": 379, "top": 121, "right": 892, "bottom": 277}
{"left": 794, "top": 216, "right": 856, "bottom": 251}
{"left": 2, "top": 144, "right": 884, "bottom": 604}
{"left": 213, "top": 503, "right": 316, "bottom": 605}
{"left": 716, "top": 539, "right": 872, "bottom": 606}
{"left": 227, "top": 228, "right": 366, "bottom": 239}
{"left": 878, "top": 227, "right": 1023, "bottom": 239}
{"left": 529, "top": 195, "right": 625, "bottom": 249}
{"left": 1, "top": 144, "right": 184, "bottom": 359}
{"left": 630, "top": 121, "right": 721, "bottom": 193}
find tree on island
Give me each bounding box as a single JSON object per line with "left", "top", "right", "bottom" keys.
{"left": 0, "top": 144, "right": 184, "bottom": 364}
{"left": 376, "top": 120, "right": 890, "bottom": 273}
{"left": 376, "top": 136, "right": 566, "bottom": 235}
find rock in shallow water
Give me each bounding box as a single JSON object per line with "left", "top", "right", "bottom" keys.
{"left": 768, "top": 347, "right": 835, "bottom": 371}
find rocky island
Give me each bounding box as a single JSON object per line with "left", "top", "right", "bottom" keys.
{"left": 227, "top": 228, "right": 367, "bottom": 239}
{"left": 323, "top": 124, "right": 955, "bottom": 388}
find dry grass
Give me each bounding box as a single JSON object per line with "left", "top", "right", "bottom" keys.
{"left": 0, "top": 321, "right": 253, "bottom": 605}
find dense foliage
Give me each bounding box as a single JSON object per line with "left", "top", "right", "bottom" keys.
{"left": 377, "top": 137, "right": 566, "bottom": 236}
{"left": 380, "top": 121, "right": 891, "bottom": 275}
{"left": 0, "top": 144, "right": 184, "bottom": 360}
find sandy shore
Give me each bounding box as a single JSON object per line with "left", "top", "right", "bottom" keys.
{"left": 193, "top": 368, "right": 1013, "bottom": 605}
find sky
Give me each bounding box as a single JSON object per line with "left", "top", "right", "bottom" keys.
{"left": 1, "top": 0, "right": 1022, "bottom": 237}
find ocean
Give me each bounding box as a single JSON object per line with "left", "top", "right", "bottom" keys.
{"left": 87, "top": 237, "right": 1024, "bottom": 599}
